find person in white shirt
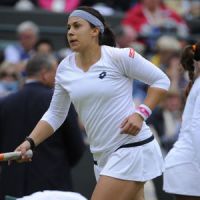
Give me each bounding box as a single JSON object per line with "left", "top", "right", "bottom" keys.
{"left": 163, "top": 41, "right": 200, "bottom": 200}
{"left": 14, "top": 6, "right": 170, "bottom": 200}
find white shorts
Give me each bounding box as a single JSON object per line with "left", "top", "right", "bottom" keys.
{"left": 163, "top": 162, "right": 200, "bottom": 196}
{"left": 94, "top": 139, "right": 164, "bottom": 182}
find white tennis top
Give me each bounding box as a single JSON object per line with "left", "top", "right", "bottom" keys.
{"left": 41, "top": 45, "right": 170, "bottom": 155}
{"left": 165, "top": 77, "right": 200, "bottom": 167}
{"left": 166, "top": 77, "right": 200, "bottom": 167}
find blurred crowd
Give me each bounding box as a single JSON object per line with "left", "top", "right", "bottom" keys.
{"left": 0, "top": 0, "right": 199, "bottom": 18}
{"left": 0, "top": 0, "right": 199, "bottom": 199}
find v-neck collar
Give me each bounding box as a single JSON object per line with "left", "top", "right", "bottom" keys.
{"left": 72, "top": 46, "right": 103, "bottom": 73}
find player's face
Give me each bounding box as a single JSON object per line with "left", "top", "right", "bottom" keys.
{"left": 67, "top": 16, "right": 98, "bottom": 52}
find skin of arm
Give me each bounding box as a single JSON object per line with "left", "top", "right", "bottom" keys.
{"left": 26, "top": 120, "right": 54, "bottom": 146}
{"left": 14, "top": 121, "right": 54, "bottom": 159}
{"left": 143, "top": 87, "right": 168, "bottom": 110}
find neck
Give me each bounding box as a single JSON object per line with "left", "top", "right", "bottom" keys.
{"left": 76, "top": 44, "right": 101, "bottom": 72}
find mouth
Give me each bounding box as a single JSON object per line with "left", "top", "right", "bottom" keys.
{"left": 69, "top": 39, "right": 78, "bottom": 45}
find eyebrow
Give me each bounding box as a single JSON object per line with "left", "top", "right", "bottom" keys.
{"left": 67, "top": 19, "right": 83, "bottom": 26}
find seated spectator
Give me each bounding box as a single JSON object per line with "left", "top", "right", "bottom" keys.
{"left": 150, "top": 35, "right": 181, "bottom": 69}
{"left": 113, "top": 26, "right": 146, "bottom": 54}
{"left": 186, "top": 0, "right": 200, "bottom": 19}
{"left": 165, "top": 0, "right": 200, "bottom": 19}
{"left": 0, "top": 62, "right": 20, "bottom": 97}
{"left": 121, "top": 0, "right": 189, "bottom": 50}
{"left": 114, "top": 26, "right": 135, "bottom": 48}
{"left": 4, "top": 21, "right": 39, "bottom": 73}
{"left": 34, "top": 38, "right": 55, "bottom": 55}
{"left": 165, "top": 54, "right": 187, "bottom": 92}
{"left": 15, "top": 0, "right": 36, "bottom": 11}
{"left": 151, "top": 35, "right": 187, "bottom": 92}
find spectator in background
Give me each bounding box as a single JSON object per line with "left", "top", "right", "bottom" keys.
{"left": 165, "top": 54, "right": 187, "bottom": 93}
{"left": 34, "top": 38, "right": 55, "bottom": 55}
{"left": 150, "top": 35, "right": 187, "bottom": 92}
{"left": 187, "top": 0, "right": 200, "bottom": 19}
{"left": 121, "top": 0, "right": 189, "bottom": 51}
{"left": 151, "top": 35, "right": 182, "bottom": 69}
{"left": 4, "top": 21, "right": 39, "bottom": 73}
{"left": 0, "top": 54, "right": 85, "bottom": 199}
{"left": 165, "top": 0, "right": 200, "bottom": 19}
{"left": 113, "top": 26, "right": 146, "bottom": 54}
{"left": 0, "top": 62, "right": 20, "bottom": 97}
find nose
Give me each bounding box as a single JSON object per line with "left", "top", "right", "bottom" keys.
{"left": 67, "top": 27, "right": 74, "bottom": 36}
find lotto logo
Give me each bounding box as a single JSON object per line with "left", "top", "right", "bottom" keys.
{"left": 99, "top": 71, "right": 107, "bottom": 79}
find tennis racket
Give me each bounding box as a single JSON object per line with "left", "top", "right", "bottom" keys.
{"left": 0, "top": 150, "right": 33, "bottom": 162}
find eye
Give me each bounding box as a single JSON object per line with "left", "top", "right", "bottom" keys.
{"left": 74, "top": 23, "right": 81, "bottom": 29}
{"left": 67, "top": 25, "right": 70, "bottom": 31}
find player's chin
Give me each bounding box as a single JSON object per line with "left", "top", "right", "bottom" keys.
{"left": 70, "top": 45, "right": 81, "bottom": 52}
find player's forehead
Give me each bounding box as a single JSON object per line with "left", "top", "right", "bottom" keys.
{"left": 67, "top": 16, "right": 88, "bottom": 26}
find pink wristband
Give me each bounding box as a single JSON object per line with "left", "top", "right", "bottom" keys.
{"left": 135, "top": 104, "right": 152, "bottom": 121}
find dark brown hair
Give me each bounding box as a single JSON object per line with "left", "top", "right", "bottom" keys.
{"left": 180, "top": 41, "right": 200, "bottom": 97}
{"left": 73, "top": 6, "right": 116, "bottom": 47}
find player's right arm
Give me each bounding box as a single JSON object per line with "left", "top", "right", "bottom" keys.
{"left": 15, "top": 120, "right": 54, "bottom": 156}
{"left": 16, "top": 82, "right": 71, "bottom": 159}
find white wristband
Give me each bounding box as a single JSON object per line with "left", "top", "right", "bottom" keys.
{"left": 135, "top": 104, "right": 152, "bottom": 121}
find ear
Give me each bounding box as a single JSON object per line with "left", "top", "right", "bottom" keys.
{"left": 91, "top": 27, "right": 100, "bottom": 37}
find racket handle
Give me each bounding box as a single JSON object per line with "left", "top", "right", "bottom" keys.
{"left": 0, "top": 150, "right": 33, "bottom": 161}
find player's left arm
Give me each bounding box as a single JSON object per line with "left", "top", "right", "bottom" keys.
{"left": 118, "top": 48, "right": 170, "bottom": 135}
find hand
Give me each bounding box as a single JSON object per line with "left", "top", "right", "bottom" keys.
{"left": 8, "top": 141, "right": 32, "bottom": 165}
{"left": 120, "top": 113, "right": 144, "bottom": 136}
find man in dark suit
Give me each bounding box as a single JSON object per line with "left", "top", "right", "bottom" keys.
{"left": 0, "top": 54, "right": 85, "bottom": 199}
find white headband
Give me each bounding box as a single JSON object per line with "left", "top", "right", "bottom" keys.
{"left": 69, "top": 10, "right": 104, "bottom": 34}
